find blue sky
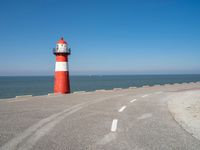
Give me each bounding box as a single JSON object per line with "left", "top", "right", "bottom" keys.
{"left": 0, "top": 0, "right": 200, "bottom": 75}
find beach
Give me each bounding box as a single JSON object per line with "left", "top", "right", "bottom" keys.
{"left": 0, "top": 82, "right": 200, "bottom": 149}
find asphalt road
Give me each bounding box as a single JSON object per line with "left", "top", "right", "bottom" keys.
{"left": 0, "top": 83, "right": 200, "bottom": 150}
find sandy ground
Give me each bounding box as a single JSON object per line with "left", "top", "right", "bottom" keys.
{"left": 168, "top": 90, "right": 200, "bottom": 141}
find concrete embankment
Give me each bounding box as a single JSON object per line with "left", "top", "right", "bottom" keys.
{"left": 168, "top": 90, "right": 200, "bottom": 140}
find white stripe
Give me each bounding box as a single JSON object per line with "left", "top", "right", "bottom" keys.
{"left": 111, "top": 119, "right": 118, "bottom": 132}
{"left": 118, "top": 106, "right": 127, "bottom": 112}
{"left": 55, "top": 62, "right": 68, "bottom": 71}
{"left": 130, "top": 99, "right": 137, "bottom": 103}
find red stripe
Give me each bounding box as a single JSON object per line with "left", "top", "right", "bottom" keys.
{"left": 56, "top": 54, "right": 68, "bottom": 62}
{"left": 54, "top": 71, "right": 70, "bottom": 94}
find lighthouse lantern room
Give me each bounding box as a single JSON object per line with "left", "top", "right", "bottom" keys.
{"left": 53, "top": 37, "right": 71, "bottom": 54}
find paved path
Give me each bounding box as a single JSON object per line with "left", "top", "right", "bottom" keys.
{"left": 0, "top": 83, "right": 200, "bottom": 150}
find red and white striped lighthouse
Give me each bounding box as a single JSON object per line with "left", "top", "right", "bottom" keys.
{"left": 53, "top": 37, "right": 71, "bottom": 94}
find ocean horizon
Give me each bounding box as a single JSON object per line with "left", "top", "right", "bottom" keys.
{"left": 0, "top": 74, "right": 200, "bottom": 99}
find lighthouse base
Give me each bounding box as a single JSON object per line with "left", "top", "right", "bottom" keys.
{"left": 54, "top": 71, "right": 70, "bottom": 94}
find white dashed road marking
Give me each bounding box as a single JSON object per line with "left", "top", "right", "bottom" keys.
{"left": 111, "top": 119, "right": 118, "bottom": 132}
{"left": 118, "top": 106, "right": 127, "bottom": 112}
{"left": 155, "top": 91, "right": 162, "bottom": 94}
{"left": 130, "top": 99, "right": 137, "bottom": 103}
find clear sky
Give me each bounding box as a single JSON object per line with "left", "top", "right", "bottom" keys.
{"left": 0, "top": 0, "right": 200, "bottom": 76}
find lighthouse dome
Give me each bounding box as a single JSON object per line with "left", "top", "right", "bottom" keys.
{"left": 57, "top": 37, "right": 67, "bottom": 45}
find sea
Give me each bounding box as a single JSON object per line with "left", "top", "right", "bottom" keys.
{"left": 0, "top": 75, "right": 200, "bottom": 99}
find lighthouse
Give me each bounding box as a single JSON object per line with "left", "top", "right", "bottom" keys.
{"left": 53, "top": 37, "right": 71, "bottom": 94}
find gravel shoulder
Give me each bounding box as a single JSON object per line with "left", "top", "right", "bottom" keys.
{"left": 168, "top": 90, "right": 200, "bottom": 141}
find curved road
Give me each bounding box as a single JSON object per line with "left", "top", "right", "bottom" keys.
{"left": 0, "top": 83, "right": 200, "bottom": 150}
